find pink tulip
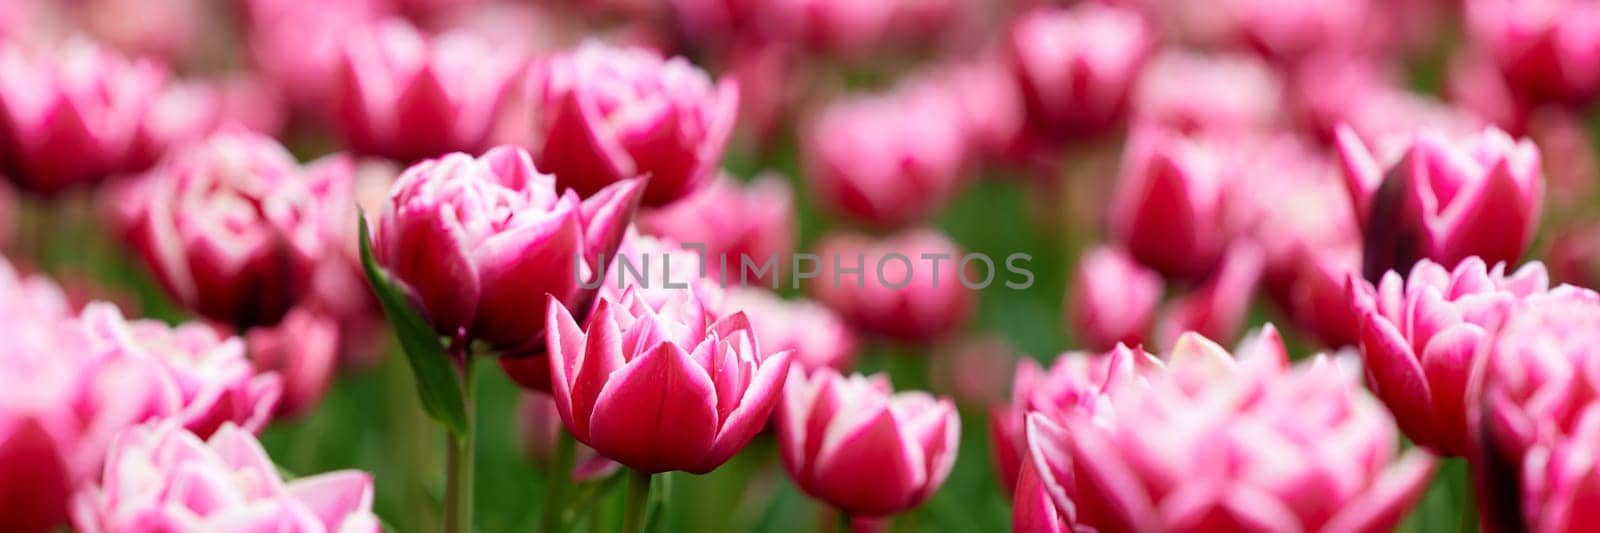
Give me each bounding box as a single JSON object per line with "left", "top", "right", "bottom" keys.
{"left": 1336, "top": 125, "right": 1543, "bottom": 279}
{"left": 1472, "top": 287, "right": 1600, "bottom": 532}
{"left": 528, "top": 42, "right": 739, "bottom": 206}
{"left": 78, "top": 303, "right": 282, "bottom": 438}
{"left": 117, "top": 131, "right": 345, "bottom": 328}
{"left": 989, "top": 344, "right": 1158, "bottom": 495}
{"left": 1133, "top": 52, "right": 1283, "bottom": 138}
{"left": 244, "top": 0, "right": 387, "bottom": 110}
{"left": 335, "top": 19, "right": 523, "bottom": 163}
{"left": 0, "top": 41, "right": 166, "bottom": 194}
{"left": 723, "top": 288, "right": 858, "bottom": 374}
{"left": 1278, "top": 248, "right": 1363, "bottom": 349}
{"left": 1349, "top": 257, "right": 1551, "bottom": 456}
{"left": 1466, "top": 0, "right": 1600, "bottom": 106}
{"left": 1016, "top": 332, "right": 1436, "bottom": 532}
{"left": 545, "top": 286, "right": 794, "bottom": 474}
{"left": 637, "top": 173, "right": 795, "bottom": 288}
{"left": 0, "top": 260, "right": 80, "bottom": 533}
{"left": 72, "top": 422, "right": 378, "bottom": 533}
{"left": 373, "top": 145, "right": 642, "bottom": 358}
{"left": 1108, "top": 127, "right": 1232, "bottom": 280}
{"left": 78, "top": 0, "right": 204, "bottom": 65}
{"left": 308, "top": 158, "right": 400, "bottom": 368}
{"left": 1155, "top": 243, "right": 1265, "bottom": 348}
{"left": 778, "top": 368, "right": 960, "bottom": 517}
{"left": 1069, "top": 246, "right": 1162, "bottom": 351}
{"left": 1006, "top": 4, "right": 1151, "bottom": 140}
{"left": 804, "top": 91, "right": 969, "bottom": 229}
{"left": 245, "top": 306, "right": 340, "bottom": 418}
{"left": 811, "top": 229, "right": 973, "bottom": 344}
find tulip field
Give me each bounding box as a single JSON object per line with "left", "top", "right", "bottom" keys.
{"left": 5, "top": 0, "right": 1600, "bottom": 532}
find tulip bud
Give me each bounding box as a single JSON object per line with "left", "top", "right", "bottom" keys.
{"left": 1068, "top": 246, "right": 1162, "bottom": 351}
{"left": 778, "top": 369, "right": 960, "bottom": 517}
{"left": 1006, "top": 4, "right": 1150, "bottom": 140}
{"left": 811, "top": 229, "right": 973, "bottom": 344}
{"left": 245, "top": 306, "right": 340, "bottom": 418}
{"left": 1473, "top": 287, "right": 1600, "bottom": 532}
{"left": 117, "top": 131, "right": 342, "bottom": 328}
{"left": 1466, "top": 0, "right": 1600, "bottom": 106}
{"left": 546, "top": 286, "right": 792, "bottom": 474}
{"left": 71, "top": 423, "right": 379, "bottom": 533}
{"left": 1109, "top": 128, "right": 1231, "bottom": 280}
{"left": 0, "top": 41, "right": 166, "bottom": 194}
{"left": 373, "top": 145, "right": 643, "bottom": 357}
{"left": 1337, "top": 125, "right": 1543, "bottom": 280}
{"left": 528, "top": 42, "right": 738, "bottom": 206}
{"left": 1016, "top": 332, "right": 1436, "bottom": 532}
{"left": 638, "top": 173, "right": 795, "bottom": 288}
{"left": 804, "top": 89, "right": 970, "bottom": 229}
{"left": 723, "top": 288, "right": 858, "bottom": 374}
{"left": 1349, "top": 257, "right": 1551, "bottom": 456}
{"left": 335, "top": 19, "right": 522, "bottom": 163}
{"left": 989, "top": 345, "right": 1158, "bottom": 495}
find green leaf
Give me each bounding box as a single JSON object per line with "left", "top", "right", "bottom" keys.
{"left": 357, "top": 212, "right": 469, "bottom": 439}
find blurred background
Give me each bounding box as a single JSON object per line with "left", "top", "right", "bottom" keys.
{"left": 3, "top": 0, "right": 1598, "bottom": 531}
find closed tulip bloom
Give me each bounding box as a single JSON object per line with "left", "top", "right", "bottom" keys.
{"left": 374, "top": 146, "right": 642, "bottom": 356}
{"left": 1016, "top": 332, "right": 1436, "bottom": 532}
{"left": 723, "top": 288, "right": 858, "bottom": 374}
{"left": 1349, "top": 257, "right": 1551, "bottom": 456}
{"left": 546, "top": 286, "right": 794, "bottom": 474}
{"left": 1466, "top": 0, "right": 1600, "bottom": 106}
{"left": 335, "top": 19, "right": 522, "bottom": 163}
{"left": 1006, "top": 4, "right": 1150, "bottom": 140}
{"left": 637, "top": 173, "right": 795, "bottom": 287}
{"left": 0, "top": 41, "right": 165, "bottom": 194}
{"left": 1473, "top": 288, "right": 1600, "bottom": 532}
{"left": 529, "top": 42, "right": 739, "bottom": 206}
{"left": 1337, "top": 125, "right": 1543, "bottom": 280}
{"left": 1109, "top": 128, "right": 1231, "bottom": 280}
{"left": 1069, "top": 246, "right": 1162, "bottom": 351}
{"left": 811, "top": 230, "right": 973, "bottom": 344}
{"left": 804, "top": 92, "right": 969, "bottom": 229}
{"left": 244, "top": 0, "right": 385, "bottom": 109}
{"left": 989, "top": 344, "right": 1158, "bottom": 495}
{"left": 245, "top": 306, "right": 340, "bottom": 418}
{"left": 72, "top": 422, "right": 378, "bottom": 533}
{"left": 778, "top": 369, "right": 960, "bottom": 517}
{"left": 118, "top": 131, "right": 343, "bottom": 328}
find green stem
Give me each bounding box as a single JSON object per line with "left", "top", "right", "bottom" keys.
{"left": 837, "top": 510, "right": 851, "bottom": 533}
{"left": 622, "top": 470, "right": 653, "bottom": 533}
{"left": 542, "top": 431, "right": 576, "bottom": 533}
{"left": 443, "top": 352, "right": 477, "bottom": 533}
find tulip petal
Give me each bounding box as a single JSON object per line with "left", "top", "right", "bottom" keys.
{"left": 1321, "top": 450, "right": 1437, "bottom": 533}
{"left": 285, "top": 471, "right": 375, "bottom": 530}
{"left": 695, "top": 350, "right": 793, "bottom": 473}
{"left": 0, "top": 418, "right": 71, "bottom": 533}
{"left": 587, "top": 342, "right": 717, "bottom": 473}
{"left": 571, "top": 300, "right": 626, "bottom": 441}
{"left": 1418, "top": 324, "right": 1484, "bottom": 456}
{"left": 1357, "top": 311, "right": 1434, "bottom": 445}
{"left": 471, "top": 201, "right": 582, "bottom": 352}
{"left": 809, "top": 404, "right": 921, "bottom": 516}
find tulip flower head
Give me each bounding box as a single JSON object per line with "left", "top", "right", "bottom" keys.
{"left": 335, "top": 19, "right": 523, "bottom": 163}
{"left": 811, "top": 229, "right": 973, "bottom": 344}
{"left": 1109, "top": 128, "right": 1233, "bottom": 280}
{"left": 804, "top": 89, "right": 970, "bottom": 229}
{"left": 723, "top": 288, "right": 858, "bottom": 374}
{"left": 1474, "top": 287, "right": 1600, "bottom": 533}
{"left": 1068, "top": 246, "right": 1163, "bottom": 352}
{"left": 778, "top": 369, "right": 960, "bottom": 517}
{"left": 637, "top": 172, "right": 795, "bottom": 287}
{"left": 528, "top": 42, "right": 739, "bottom": 206}
{"left": 1349, "top": 257, "right": 1551, "bottom": 456}
{"left": 1466, "top": 0, "right": 1600, "bottom": 106}
{"left": 1015, "top": 332, "right": 1436, "bottom": 532}
{"left": 72, "top": 422, "right": 378, "bottom": 533}
{"left": 117, "top": 131, "right": 345, "bottom": 329}
{"left": 0, "top": 41, "right": 166, "bottom": 194}
{"left": 546, "top": 286, "right": 793, "bottom": 474}
{"left": 373, "top": 145, "right": 642, "bottom": 356}
{"left": 1336, "top": 125, "right": 1543, "bottom": 280}
{"left": 1007, "top": 4, "right": 1151, "bottom": 140}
